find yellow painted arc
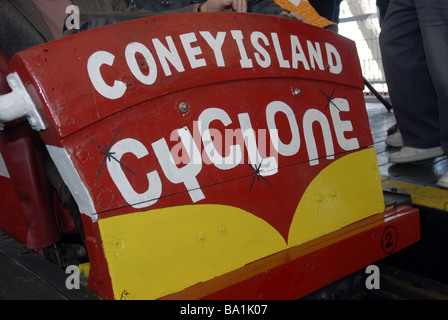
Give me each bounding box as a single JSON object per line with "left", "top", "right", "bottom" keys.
{"left": 98, "top": 203, "right": 288, "bottom": 300}
{"left": 289, "top": 147, "right": 385, "bottom": 245}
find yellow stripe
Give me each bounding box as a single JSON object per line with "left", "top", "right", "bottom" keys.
{"left": 382, "top": 178, "right": 448, "bottom": 211}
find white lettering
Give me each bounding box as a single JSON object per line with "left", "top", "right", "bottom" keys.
{"left": 200, "top": 31, "right": 227, "bottom": 67}
{"left": 266, "top": 101, "right": 300, "bottom": 157}
{"left": 87, "top": 30, "right": 345, "bottom": 100}
{"left": 198, "top": 108, "right": 242, "bottom": 170}
{"left": 251, "top": 32, "right": 271, "bottom": 68}
{"left": 125, "top": 42, "right": 158, "bottom": 85}
{"left": 87, "top": 51, "right": 126, "bottom": 100}
{"left": 291, "top": 35, "right": 310, "bottom": 70}
{"left": 180, "top": 304, "right": 214, "bottom": 317}
{"left": 231, "top": 30, "right": 253, "bottom": 68}
{"left": 180, "top": 32, "right": 206, "bottom": 69}
{"left": 239, "top": 113, "right": 278, "bottom": 176}
{"left": 330, "top": 98, "right": 359, "bottom": 151}
{"left": 152, "top": 127, "right": 205, "bottom": 203}
{"left": 307, "top": 40, "right": 324, "bottom": 71}
{"left": 271, "top": 33, "right": 290, "bottom": 68}
{"left": 152, "top": 36, "right": 185, "bottom": 76}
{"left": 325, "top": 42, "right": 342, "bottom": 74}
{"left": 108, "top": 138, "right": 162, "bottom": 208}
{"left": 303, "top": 109, "right": 335, "bottom": 166}
{"left": 105, "top": 99, "right": 359, "bottom": 209}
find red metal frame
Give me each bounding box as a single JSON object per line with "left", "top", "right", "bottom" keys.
{"left": 0, "top": 13, "right": 421, "bottom": 299}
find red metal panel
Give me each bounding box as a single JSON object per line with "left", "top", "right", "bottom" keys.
{"left": 62, "top": 78, "right": 371, "bottom": 242}
{"left": 7, "top": 13, "right": 370, "bottom": 242}
{"left": 80, "top": 214, "right": 114, "bottom": 300}
{"left": 0, "top": 125, "right": 60, "bottom": 248}
{"left": 9, "top": 12, "right": 363, "bottom": 142}
{"left": 0, "top": 49, "right": 9, "bottom": 95}
{"left": 0, "top": 50, "right": 27, "bottom": 243}
{"left": 0, "top": 176, "right": 27, "bottom": 244}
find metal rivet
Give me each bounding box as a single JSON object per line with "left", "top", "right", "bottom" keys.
{"left": 96, "top": 188, "right": 115, "bottom": 209}
{"left": 113, "top": 240, "right": 123, "bottom": 249}
{"left": 179, "top": 102, "right": 189, "bottom": 113}
{"left": 124, "top": 77, "right": 134, "bottom": 87}
{"left": 75, "top": 146, "right": 89, "bottom": 161}
{"left": 293, "top": 88, "right": 302, "bottom": 96}
{"left": 218, "top": 224, "right": 228, "bottom": 235}
{"left": 196, "top": 232, "right": 207, "bottom": 242}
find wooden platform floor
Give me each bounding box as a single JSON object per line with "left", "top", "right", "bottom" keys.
{"left": 0, "top": 231, "right": 99, "bottom": 300}
{"left": 368, "top": 102, "right": 448, "bottom": 212}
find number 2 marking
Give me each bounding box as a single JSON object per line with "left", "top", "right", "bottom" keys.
{"left": 381, "top": 225, "right": 398, "bottom": 254}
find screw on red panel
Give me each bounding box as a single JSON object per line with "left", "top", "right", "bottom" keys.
{"left": 178, "top": 102, "right": 189, "bottom": 113}
{"left": 292, "top": 88, "right": 302, "bottom": 96}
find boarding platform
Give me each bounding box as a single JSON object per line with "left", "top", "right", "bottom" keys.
{"left": 0, "top": 230, "right": 98, "bottom": 300}
{"left": 367, "top": 102, "right": 448, "bottom": 299}
{"left": 369, "top": 102, "right": 448, "bottom": 212}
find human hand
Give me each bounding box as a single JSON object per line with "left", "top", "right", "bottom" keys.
{"left": 279, "top": 11, "right": 307, "bottom": 23}
{"left": 200, "top": 0, "right": 247, "bottom": 12}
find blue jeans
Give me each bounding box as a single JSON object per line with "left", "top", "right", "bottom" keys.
{"left": 379, "top": 0, "right": 448, "bottom": 152}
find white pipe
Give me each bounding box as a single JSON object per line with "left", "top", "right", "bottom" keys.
{"left": 0, "top": 72, "right": 45, "bottom": 131}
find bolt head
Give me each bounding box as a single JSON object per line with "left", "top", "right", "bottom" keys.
{"left": 179, "top": 102, "right": 189, "bottom": 113}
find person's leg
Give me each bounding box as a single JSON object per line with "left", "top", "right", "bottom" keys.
{"left": 414, "top": 0, "right": 448, "bottom": 187}
{"left": 415, "top": 0, "right": 448, "bottom": 154}
{"left": 380, "top": 0, "right": 441, "bottom": 150}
